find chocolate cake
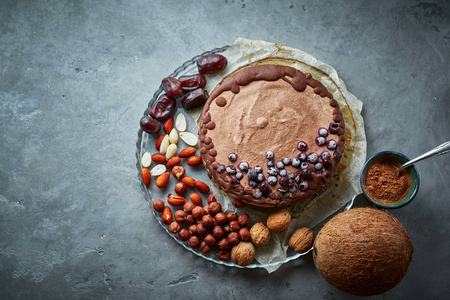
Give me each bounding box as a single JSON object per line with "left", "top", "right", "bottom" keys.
{"left": 198, "top": 64, "right": 345, "bottom": 207}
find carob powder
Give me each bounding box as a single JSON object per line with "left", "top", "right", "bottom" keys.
{"left": 364, "top": 159, "right": 412, "bottom": 203}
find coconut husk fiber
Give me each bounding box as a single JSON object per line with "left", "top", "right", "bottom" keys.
{"left": 313, "top": 207, "right": 414, "bottom": 297}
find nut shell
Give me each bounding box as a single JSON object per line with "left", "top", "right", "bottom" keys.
{"left": 289, "top": 227, "right": 315, "bottom": 253}
{"left": 267, "top": 209, "right": 291, "bottom": 233}
{"left": 250, "top": 222, "right": 271, "bottom": 247}
{"left": 231, "top": 242, "right": 255, "bottom": 266}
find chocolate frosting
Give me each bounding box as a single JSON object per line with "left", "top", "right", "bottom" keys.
{"left": 199, "top": 64, "right": 345, "bottom": 207}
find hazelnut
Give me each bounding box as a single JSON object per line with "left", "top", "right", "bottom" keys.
{"left": 169, "top": 221, "right": 181, "bottom": 233}
{"left": 178, "top": 228, "right": 190, "bottom": 241}
{"left": 222, "top": 224, "right": 231, "bottom": 235}
{"left": 229, "top": 221, "right": 241, "bottom": 232}
{"left": 212, "top": 225, "right": 224, "bottom": 240}
{"left": 188, "top": 224, "right": 198, "bottom": 236}
{"left": 204, "top": 234, "right": 217, "bottom": 246}
{"left": 238, "top": 227, "right": 251, "bottom": 241}
{"left": 232, "top": 200, "right": 245, "bottom": 208}
{"left": 200, "top": 241, "right": 212, "bottom": 254}
{"left": 227, "top": 212, "right": 238, "bottom": 222}
{"left": 250, "top": 222, "right": 271, "bottom": 247}
{"left": 174, "top": 210, "right": 186, "bottom": 223}
{"left": 192, "top": 206, "right": 204, "bottom": 219}
{"left": 202, "top": 214, "right": 214, "bottom": 227}
{"left": 172, "top": 165, "right": 185, "bottom": 180}
{"left": 208, "top": 202, "right": 221, "bottom": 215}
{"left": 227, "top": 232, "right": 240, "bottom": 245}
{"left": 174, "top": 182, "right": 187, "bottom": 196}
{"left": 238, "top": 213, "right": 250, "bottom": 227}
{"left": 289, "top": 227, "right": 315, "bottom": 254}
{"left": 231, "top": 241, "right": 255, "bottom": 266}
{"left": 203, "top": 205, "right": 210, "bottom": 215}
{"left": 207, "top": 194, "right": 217, "bottom": 204}
{"left": 267, "top": 209, "right": 291, "bottom": 233}
{"left": 183, "top": 202, "right": 195, "bottom": 214}
{"left": 185, "top": 214, "right": 195, "bottom": 225}
{"left": 188, "top": 236, "right": 200, "bottom": 249}
{"left": 196, "top": 222, "right": 207, "bottom": 237}
{"left": 218, "top": 238, "right": 230, "bottom": 250}
{"left": 216, "top": 250, "right": 231, "bottom": 261}
{"left": 153, "top": 200, "right": 165, "bottom": 213}
{"left": 215, "top": 213, "right": 228, "bottom": 225}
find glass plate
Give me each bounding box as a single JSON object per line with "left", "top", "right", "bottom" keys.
{"left": 136, "top": 46, "right": 314, "bottom": 268}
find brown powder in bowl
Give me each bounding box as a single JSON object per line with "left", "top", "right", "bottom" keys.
{"left": 364, "top": 159, "right": 412, "bottom": 203}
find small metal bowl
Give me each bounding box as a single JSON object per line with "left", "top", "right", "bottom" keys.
{"left": 360, "top": 151, "right": 420, "bottom": 209}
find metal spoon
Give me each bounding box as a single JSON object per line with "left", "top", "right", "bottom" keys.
{"left": 399, "top": 141, "right": 450, "bottom": 171}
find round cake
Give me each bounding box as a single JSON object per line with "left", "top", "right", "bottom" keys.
{"left": 198, "top": 64, "right": 345, "bottom": 207}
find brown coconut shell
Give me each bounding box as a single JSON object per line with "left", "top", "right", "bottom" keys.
{"left": 313, "top": 207, "right": 413, "bottom": 297}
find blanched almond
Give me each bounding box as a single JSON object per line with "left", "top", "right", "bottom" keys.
{"left": 166, "top": 143, "right": 178, "bottom": 160}
{"left": 175, "top": 113, "right": 187, "bottom": 132}
{"left": 159, "top": 134, "right": 170, "bottom": 154}
{"left": 179, "top": 131, "right": 198, "bottom": 146}
{"left": 150, "top": 164, "right": 166, "bottom": 176}
{"left": 141, "top": 152, "right": 152, "bottom": 168}
{"left": 169, "top": 128, "right": 178, "bottom": 144}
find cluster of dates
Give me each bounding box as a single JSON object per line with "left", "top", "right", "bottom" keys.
{"left": 140, "top": 54, "right": 228, "bottom": 134}
{"left": 153, "top": 194, "right": 252, "bottom": 262}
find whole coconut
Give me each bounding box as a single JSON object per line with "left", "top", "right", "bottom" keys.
{"left": 313, "top": 208, "right": 413, "bottom": 296}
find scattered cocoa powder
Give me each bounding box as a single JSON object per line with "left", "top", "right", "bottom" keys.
{"left": 364, "top": 159, "right": 412, "bottom": 203}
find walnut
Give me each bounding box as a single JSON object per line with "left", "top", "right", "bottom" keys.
{"left": 250, "top": 222, "right": 271, "bottom": 247}
{"left": 289, "top": 227, "right": 315, "bottom": 253}
{"left": 231, "top": 242, "right": 256, "bottom": 266}
{"left": 267, "top": 209, "right": 291, "bottom": 233}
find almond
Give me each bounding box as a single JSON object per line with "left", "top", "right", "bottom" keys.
{"left": 155, "top": 172, "right": 170, "bottom": 189}
{"left": 194, "top": 181, "right": 210, "bottom": 194}
{"left": 179, "top": 131, "right": 198, "bottom": 146}
{"left": 141, "top": 152, "right": 152, "bottom": 168}
{"left": 165, "top": 143, "right": 178, "bottom": 160}
{"left": 161, "top": 206, "right": 173, "bottom": 225}
{"left": 181, "top": 176, "right": 195, "bottom": 188}
{"left": 190, "top": 193, "right": 203, "bottom": 206}
{"left": 141, "top": 168, "right": 151, "bottom": 188}
{"left": 179, "top": 147, "right": 197, "bottom": 158}
{"left": 186, "top": 156, "right": 202, "bottom": 166}
{"left": 169, "top": 128, "right": 178, "bottom": 144}
{"left": 167, "top": 194, "right": 187, "bottom": 206}
{"left": 160, "top": 134, "right": 170, "bottom": 154}
{"left": 166, "top": 156, "right": 181, "bottom": 169}
{"left": 163, "top": 117, "right": 174, "bottom": 134}
{"left": 155, "top": 134, "right": 165, "bottom": 151}
{"left": 172, "top": 166, "right": 185, "bottom": 180}
{"left": 150, "top": 164, "right": 166, "bottom": 176}
{"left": 151, "top": 153, "right": 167, "bottom": 164}
{"left": 175, "top": 113, "right": 187, "bottom": 132}
{"left": 174, "top": 182, "right": 187, "bottom": 196}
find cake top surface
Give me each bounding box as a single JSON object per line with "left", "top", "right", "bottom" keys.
{"left": 199, "top": 64, "right": 345, "bottom": 207}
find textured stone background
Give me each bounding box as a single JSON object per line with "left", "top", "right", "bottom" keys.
{"left": 1, "top": 0, "right": 449, "bottom": 299}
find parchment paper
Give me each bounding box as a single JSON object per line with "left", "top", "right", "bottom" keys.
{"left": 193, "top": 38, "right": 366, "bottom": 273}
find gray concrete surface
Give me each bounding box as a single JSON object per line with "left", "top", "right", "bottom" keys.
{"left": 1, "top": 0, "right": 449, "bottom": 299}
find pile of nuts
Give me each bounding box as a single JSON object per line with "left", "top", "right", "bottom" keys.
{"left": 153, "top": 193, "right": 254, "bottom": 264}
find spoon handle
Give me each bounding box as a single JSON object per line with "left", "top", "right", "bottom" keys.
{"left": 400, "top": 141, "right": 450, "bottom": 169}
